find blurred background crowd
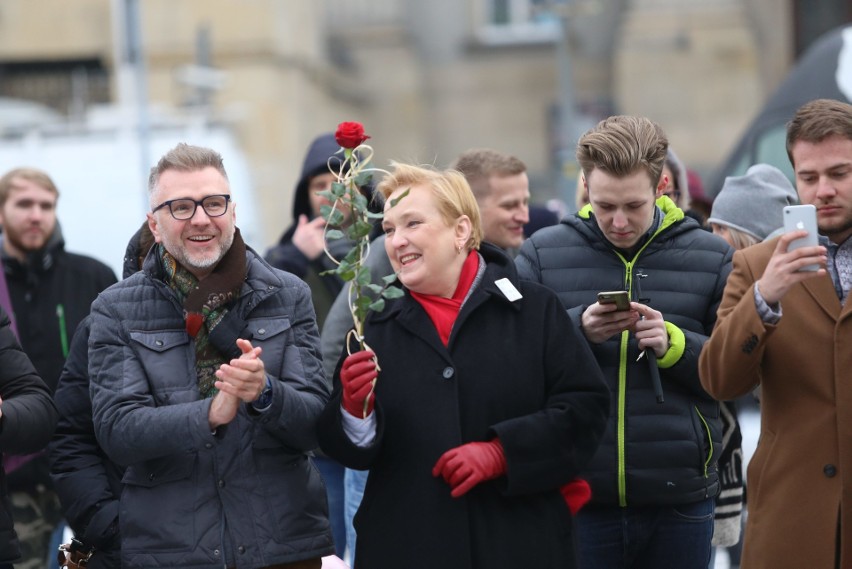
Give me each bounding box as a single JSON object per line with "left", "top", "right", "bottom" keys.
{"left": 0, "top": 0, "right": 849, "bottom": 274}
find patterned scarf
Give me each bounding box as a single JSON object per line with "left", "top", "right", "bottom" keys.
{"left": 159, "top": 228, "right": 247, "bottom": 398}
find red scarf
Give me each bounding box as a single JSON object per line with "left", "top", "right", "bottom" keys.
{"left": 410, "top": 250, "right": 479, "bottom": 346}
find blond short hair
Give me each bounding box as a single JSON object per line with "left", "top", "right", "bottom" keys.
{"left": 451, "top": 148, "right": 527, "bottom": 203}
{"left": 576, "top": 115, "right": 668, "bottom": 190}
{"left": 0, "top": 167, "right": 59, "bottom": 206}
{"left": 377, "top": 162, "right": 483, "bottom": 252}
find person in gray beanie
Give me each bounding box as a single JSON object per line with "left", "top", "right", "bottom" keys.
{"left": 708, "top": 163, "right": 799, "bottom": 248}
{"left": 703, "top": 162, "right": 797, "bottom": 563}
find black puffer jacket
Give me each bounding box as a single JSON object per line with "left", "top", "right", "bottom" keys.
{"left": 516, "top": 198, "right": 733, "bottom": 507}
{"left": 0, "top": 306, "right": 58, "bottom": 563}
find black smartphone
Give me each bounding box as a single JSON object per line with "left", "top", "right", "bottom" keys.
{"left": 597, "top": 290, "right": 630, "bottom": 311}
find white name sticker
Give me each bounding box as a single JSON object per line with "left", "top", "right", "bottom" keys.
{"left": 495, "top": 278, "right": 523, "bottom": 302}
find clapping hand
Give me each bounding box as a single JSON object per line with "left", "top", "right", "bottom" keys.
{"left": 208, "top": 339, "right": 265, "bottom": 429}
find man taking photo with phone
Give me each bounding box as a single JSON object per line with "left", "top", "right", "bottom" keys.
{"left": 516, "top": 115, "right": 733, "bottom": 569}
{"left": 700, "top": 99, "right": 850, "bottom": 568}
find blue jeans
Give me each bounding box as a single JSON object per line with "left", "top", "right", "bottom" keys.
{"left": 576, "top": 498, "right": 714, "bottom": 569}
{"left": 343, "top": 468, "right": 368, "bottom": 562}
{"left": 313, "top": 455, "right": 346, "bottom": 557}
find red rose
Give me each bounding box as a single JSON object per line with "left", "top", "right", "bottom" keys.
{"left": 335, "top": 121, "right": 370, "bottom": 149}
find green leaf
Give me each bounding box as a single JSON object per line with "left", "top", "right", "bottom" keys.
{"left": 354, "top": 171, "right": 373, "bottom": 187}
{"left": 326, "top": 208, "right": 345, "bottom": 226}
{"left": 365, "top": 283, "right": 384, "bottom": 296}
{"left": 368, "top": 299, "right": 386, "bottom": 312}
{"left": 366, "top": 211, "right": 384, "bottom": 219}
{"left": 382, "top": 286, "right": 404, "bottom": 299}
{"left": 340, "top": 268, "right": 356, "bottom": 281}
{"left": 352, "top": 192, "right": 368, "bottom": 211}
{"left": 325, "top": 229, "right": 345, "bottom": 240}
{"left": 356, "top": 266, "right": 372, "bottom": 286}
{"left": 330, "top": 182, "right": 347, "bottom": 199}
{"left": 343, "top": 248, "right": 361, "bottom": 265}
{"left": 355, "top": 294, "right": 372, "bottom": 312}
{"left": 347, "top": 220, "right": 373, "bottom": 240}
{"left": 381, "top": 273, "right": 398, "bottom": 285}
{"left": 388, "top": 187, "right": 410, "bottom": 208}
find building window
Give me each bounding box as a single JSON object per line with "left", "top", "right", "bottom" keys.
{"left": 476, "top": 0, "right": 561, "bottom": 45}
{"left": 0, "top": 59, "right": 110, "bottom": 117}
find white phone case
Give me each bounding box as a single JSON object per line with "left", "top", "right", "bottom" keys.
{"left": 783, "top": 204, "right": 819, "bottom": 272}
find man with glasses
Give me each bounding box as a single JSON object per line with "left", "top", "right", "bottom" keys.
{"left": 87, "top": 143, "right": 335, "bottom": 568}
{"left": 516, "top": 115, "right": 733, "bottom": 569}
{"left": 0, "top": 167, "right": 116, "bottom": 569}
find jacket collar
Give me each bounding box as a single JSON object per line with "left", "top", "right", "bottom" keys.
{"left": 572, "top": 195, "right": 692, "bottom": 256}
{"left": 1, "top": 223, "right": 65, "bottom": 275}
{"left": 142, "top": 232, "right": 283, "bottom": 303}
{"left": 367, "top": 242, "right": 519, "bottom": 360}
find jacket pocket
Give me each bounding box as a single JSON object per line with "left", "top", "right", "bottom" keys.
{"left": 691, "top": 406, "right": 715, "bottom": 477}
{"left": 129, "top": 330, "right": 193, "bottom": 397}
{"left": 120, "top": 452, "right": 198, "bottom": 552}
{"left": 245, "top": 317, "right": 292, "bottom": 373}
{"left": 746, "top": 428, "right": 775, "bottom": 517}
{"left": 250, "top": 452, "right": 329, "bottom": 542}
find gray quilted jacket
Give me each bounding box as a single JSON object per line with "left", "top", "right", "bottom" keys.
{"left": 88, "top": 246, "right": 334, "bottom": 569}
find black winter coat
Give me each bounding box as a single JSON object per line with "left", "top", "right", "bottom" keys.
{"left": 48, "top": 317, "right": 122, "bottom": 568}
{"left": 516, "top": 199, "right": 733, "bottom": 507}
{"left": 47, "top": 225, "right": 154, "bottom": 569}
{"left": 2, "top": 228, "right": 117, "bottom": 393}
{"left": 2, "top": 228, "right": 116, "bottom": 493}
{"left": 0, "top": 306, "right": 58, "bottom": 563}
{"left": 318, "top": 244, "right": 609, "bottom": 569}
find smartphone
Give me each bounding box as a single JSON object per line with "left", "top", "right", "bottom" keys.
{"left": 597, "top": 290, "right": 630, "bottom": 311}
{"left": 783, "top": 204, "right": 819, "bottom": 272}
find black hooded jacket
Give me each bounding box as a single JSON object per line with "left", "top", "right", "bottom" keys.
{"left": 1, "top": 225, "right": 116, "bottom": 394}
{"left": 2, "top": 225, "right": 116, "bottom": 495}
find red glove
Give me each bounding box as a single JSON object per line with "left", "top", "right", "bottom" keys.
{"left": 432, "top": 439, "right": 507, "bottom": 498}
{"left": 559, "top": 478, "right": 591, "bottom": 515}
{"left": 340, "top": 350, "right": 378, "bottom": 419}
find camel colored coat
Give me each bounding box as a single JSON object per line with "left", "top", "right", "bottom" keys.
{"left": 699, "top": 237, "right": 852, "bottom": 569}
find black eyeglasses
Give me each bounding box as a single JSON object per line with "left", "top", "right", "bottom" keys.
{"left": 152, "top": 194, "right": 231, "bottom": 220}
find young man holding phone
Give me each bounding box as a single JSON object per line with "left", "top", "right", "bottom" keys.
{"left": 516, "top": 115, "right": 733, "bottom": 569}
{"left": 700, "top": 99, "right": 851, "bottom": 568}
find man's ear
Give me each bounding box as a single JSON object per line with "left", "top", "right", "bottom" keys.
{"left": 656, "top": 174, "right": 668, "bottom": 198}
{"left": 147, "top": 212, "right": 162, "bottom": 243}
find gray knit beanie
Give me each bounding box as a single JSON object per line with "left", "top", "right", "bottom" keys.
{"left": 708, "top": 164, "right": 798, "bottom": 240}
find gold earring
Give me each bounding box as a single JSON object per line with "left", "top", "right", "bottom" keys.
{"left": 456, "top": 244, "right": 462, "bottom": 254}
